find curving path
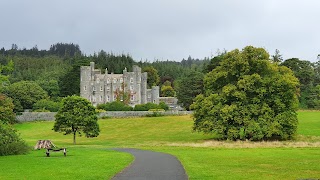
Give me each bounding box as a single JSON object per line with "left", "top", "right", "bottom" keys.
{"left": 111, "top": 148, "right": 188, "bottom": 180}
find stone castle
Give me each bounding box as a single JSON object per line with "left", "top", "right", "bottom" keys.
{"left": 80, "top": 62, "right": 160, "bottom": 107}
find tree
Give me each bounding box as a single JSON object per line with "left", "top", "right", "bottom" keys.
{"left": 0, "top": 94, "right": 16, "bottom": 124}
{"left": 143, "top": 66, "right": 160, "bottom": 88}
{"left": 0, "top": 122, "right": 29, "bottom": 156}
{"left": 161, "top": 85, "right": 175, "bottom": 97}
{"left": 0, "top": 60, "right": 14, "bottom": 92}
{"left": 7, "top": 81, "right": 48, "bottom": 111}
{"left": 281, "top": 58, "right": 315, "bottom": 108}
{"left": 0, "top": 93, "right": 29, "bottom": 156}
{"left": 53, "top": 96, "right": 99, "bottom": 144}
{"left": 271, "top": 49, "right": 283, "bottom": 63}
{"left": 191, "top": 46, "right": 299, "bottom": 141}
{"left": 176, "top": 71, "right": 204, "bottom": 110}
{"left": 59, "top": 59, "right": 90, "bottom": 97}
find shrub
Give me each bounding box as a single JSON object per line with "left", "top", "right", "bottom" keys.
{"left": 145, "top": 111, "right": 164, "bottom": 117}
{"left": 0, "top": 94, "right": 16, "bottom": 124}
{"left": 158, "top": 102, "right": 169, "bottom": 111}
{"left": 134, "top": 102, "right": 168, "bottom": 111}
{"left": 97, "top": 101, "right": 133, "bottom": 111}
{"left": 0, "top": 122, "right": 29, "bottom": 156}
{"left": 33, "top": 99, "right": 62, "bottom": 112}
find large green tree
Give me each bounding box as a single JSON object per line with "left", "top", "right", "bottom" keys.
{"left": 281, "top": 58, "right": 315, "bottom": 108}
{"left": 7, "top": 81, "right": 48, "bottom": 111}
{"left": 191, "top": 46, "right": 299, "bottom": 141}
{"left": 143, "top": 66, "right": 160, "bottom": 88}
{"left": 59, "top": 59, "right": 90, "bottom": 97}
{"left": 176, "top": 71, "right": 204, "bottom": 110}
{"left": 53, "top": 96, "right": 99, "bottom": 144}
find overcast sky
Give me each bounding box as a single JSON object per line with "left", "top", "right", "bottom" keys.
{"left": 1, "top": 0, "right": 320, "bottom": 62}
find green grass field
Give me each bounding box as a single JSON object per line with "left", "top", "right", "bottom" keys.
{"left": 1, "top": 111, "right": 320, "bottom": 179}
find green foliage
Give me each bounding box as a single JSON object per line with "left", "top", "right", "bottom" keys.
{"left": 93, "top": 50, "right": 134, "bottom": 74}
{"left": 281, "top": 58, "right": 315, "bottom": 108}
{"left": 97, "top": 101, "right": 133, "bottom": 111}
{"left": 0, "top": 60, "right": 14, "bottom": 92}
{"left": 59, "top": 59, "right": 90, "bottom": 97}
{"left": 36, "top": 79, "right": 60, "bottom": 98}
{"left": 53, "top": 96, "right": 100, "bottom": 144}
{"left": 145, "top": 111, "right": 164, "bottom": 117}
{"left": 134, "top": 102, "right": 168, "bottom": 111}
{"left": 0, "top": 94, "right": 16, "bottom": 124}
{"left": 0, "top": 122, "right": 29, "bottom": 156}
{"left": 6, "top": 81, "right": 48, "bottom": 111}
{"left": 134, "top": 103, "right": 159, "bottom": 111}
{"left": 161, "top": 85, "right": 175, "bottom": 97}
{"left": 191, "top": 46, "right": 299, "bottom": 141}
{"left": 158, "top": 101, "right": 169, "bottom": 111}
{"left": 176, "top": 70, "right": 204, "bottom": 110}
{"left": 32, "top": 99, "right": 62, "bottom": 112}
{"left": 142, "top": 66, "right": 160, "bottom": 88}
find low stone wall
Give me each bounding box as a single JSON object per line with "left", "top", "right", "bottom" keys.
{"left": 16, "top": 111, "right": 193, "bottom": 122}
{"left": 16, "top": 112, "right": 57, "bottom": 122}
{"left": 98, "top": 111, "right": 192, "bottom": 118}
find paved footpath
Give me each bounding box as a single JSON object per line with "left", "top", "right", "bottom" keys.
{"left": 111, "top": 148, "right": 188, "bottom": 180}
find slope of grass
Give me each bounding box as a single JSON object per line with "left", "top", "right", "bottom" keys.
{"left": 2, "top": 112, "right": 320, "bottom": 179}
{"left": 15, "top": 115, "right": 215, "bottom": 147}
{"left": 298, "top": 111, "right": 320, "bottom": 136}
{"left": 153, "top": 147, "right": 320, "bottom": 180}
{"left": 0, "top": 148, "right": 133, "bottom": 180}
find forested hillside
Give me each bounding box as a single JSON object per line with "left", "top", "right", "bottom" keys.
{"left": 0, "top": 43, "right": 319, "bottom": 111}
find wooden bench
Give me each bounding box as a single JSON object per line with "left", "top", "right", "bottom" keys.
{"left": 46, "top": 148, "right": 67, "bottom": 157}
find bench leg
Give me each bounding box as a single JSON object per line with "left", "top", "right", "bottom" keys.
{"left": 63, "top": 148, "right": 66, "bottom": 157}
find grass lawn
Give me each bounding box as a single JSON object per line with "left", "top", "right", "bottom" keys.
{"left": 1, "top": 111, "right": 319, "bottom": 179}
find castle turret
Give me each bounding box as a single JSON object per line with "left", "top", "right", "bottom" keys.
{"left": 151, "top": 86, "right": 160, "bottom": 104}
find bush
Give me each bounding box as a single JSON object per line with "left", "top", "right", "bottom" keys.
{"left": 148, "top": 109, "right": 165, "bottom": 112}
{"left": 145, "top": 111, "right": 164, "bottom": 117}
{"left": 0, "top": 122, "right": 29, "bottom": 156}
{"left": 158, "top": 102, "right": 169, "bottom": 111}
{"left": 134, "top": 103, "right": 158, "bottom": 111}
{"left": 0, "top": 94, "right": 16, "bottom": 124}
{"left": 97, "top": 101, "right": 133, "bottom": 111}
{"left": 33, "top": 99, "right": 62, "bottom": 112}
{"left": 134, "top": 102, "right": 168, "bottom": 111}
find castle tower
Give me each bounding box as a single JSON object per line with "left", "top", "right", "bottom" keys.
{"left": 151, "top": 86, "right": 160, "bottom": 104}
{"left": 141, "top": 72, "right": 148, "bottom": 104}
{"left": 133, "top": 65, "right": 141, "bottom": 104}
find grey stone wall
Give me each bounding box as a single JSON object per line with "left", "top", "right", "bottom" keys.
{"left": 16, "top": 112, "right": 57, "bottom": 122}
{"left": 16, "top": 111, "right": 193, "bottom": 122}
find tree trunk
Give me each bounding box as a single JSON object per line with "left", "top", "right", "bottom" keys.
{"left": 73, "top": 131, "right": 76, "bottom": 145}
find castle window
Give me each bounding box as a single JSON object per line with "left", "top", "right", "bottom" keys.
{"left": 92, "top": 96, "right": 96, "bottom": 102}
{"left": 106, "top": 86, "right": 110, "bottom": 91}
{"left": 130, "top": 85, "right": 133, "bottom": 91}
{"left": 113, "top": 78, "right": 117, "bottom": 83}
{"left": 130, "top": 78, "right": 133, "bottom": 83}
{"left": 100, "top": 86, "right": 103, "bottom": 91}
{"left": 100, "top": 96, "right": 103, "bottom": 101}
{"left": 106, "top": 95, "right": 110, "bottom": 102}
{"left": 84, "top": 86, "right": 87, "bottom": 91}
{"left": 120, "top": 78, "right": 123, "bottom": 83}
{"left": 107, "top": 78, "right": 110, "bottom": 83}
{"left": 92, "top": 86, "right": 96, "bottom": 91}
{"left": 131, "top": 95, "right": 134, "bottom": 101}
